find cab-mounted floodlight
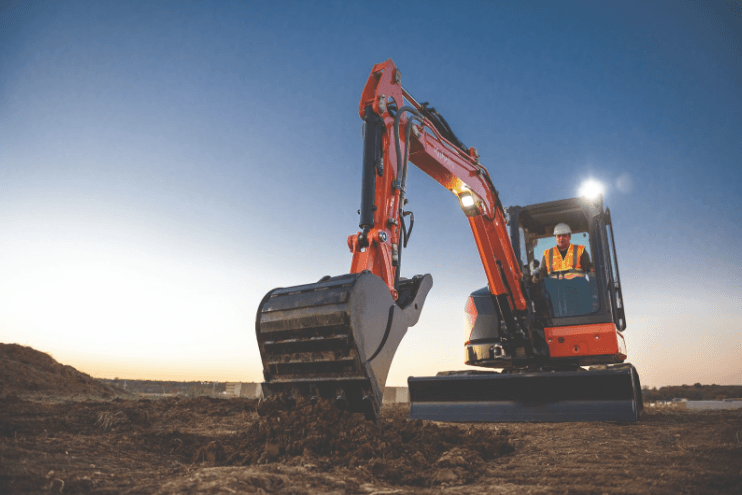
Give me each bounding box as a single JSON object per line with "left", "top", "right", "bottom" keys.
{"left": 578, "top": 179, "right": 604, "bottom": 201}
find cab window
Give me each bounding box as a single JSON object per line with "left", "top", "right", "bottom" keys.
{"left": 534, "top": 232, "right": 592, "bottom": 261}
{"left": 535, "top": 232, "right": 599, "bottom": 317}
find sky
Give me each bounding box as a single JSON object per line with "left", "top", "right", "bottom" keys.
{"left": 1, "top": 0, "right": 740, "bottom": 388}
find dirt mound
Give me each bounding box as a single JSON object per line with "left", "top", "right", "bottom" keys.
{"left": 0, "top": 343, "right": 125, "bottom": 398}
{"left": 1, "top": 395, "right": 740, "bottom": 494}
{"left": 223, "top": 397, "right": 514, "bottom": 486}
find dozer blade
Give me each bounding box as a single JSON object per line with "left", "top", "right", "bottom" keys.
{"left": 256, "top": 271, "right": 432, "bottom": 420}
{"left": 408, "top": 364, "right": 643, "bottom": 422}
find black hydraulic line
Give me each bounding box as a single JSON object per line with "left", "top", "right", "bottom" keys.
{"left": 386, "top": 102, "right": 398, "bottom": 117}
{"left": 402, "top": 210, "right": 414, "bottom": 248}
{"left": 359, "top": 105, "right": 385, "bottom": 248}
{"left": 399, "top": 113, "right": 416, "bottom": 250}
{"left": 417, "top": 102, "right": 467, "bottom": 154}
{"left": 367, "top": 305, "right": 395, "bottom": 362}
{"left": 392, "top": 106, "right": 423, "bottom": 291}
{"left": 396, "top": 210, "right": 414, "bottom": 290}
{"left": 393, "top": 106, "right": 422, "bottom": 207}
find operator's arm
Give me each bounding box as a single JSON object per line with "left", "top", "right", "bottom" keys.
{"left": 532, "top": 254, "right": 548, "bottom": 283}
{"left": 581, "top": 250, "right": 594, "bottom": 272}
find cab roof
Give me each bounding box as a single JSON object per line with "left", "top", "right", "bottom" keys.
{"left": 511, "top": 196, "right": 604, "bottom": 237}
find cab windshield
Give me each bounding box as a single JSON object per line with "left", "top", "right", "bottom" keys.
{"left": 534, "top": 232, "right": 599, "bottom": 317}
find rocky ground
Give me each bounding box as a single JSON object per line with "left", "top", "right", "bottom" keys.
{"left": 1, "top": 344, "right": 740, "bottom": 494}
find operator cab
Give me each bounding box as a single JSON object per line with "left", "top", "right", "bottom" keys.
{"left": 509, "top": 195, "right": 625, "bottom": 330}
{"left": 464, "top": 195, "right": 627, "bottom": 369}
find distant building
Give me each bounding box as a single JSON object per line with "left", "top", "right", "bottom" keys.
{"left": 673, "top": 400, "right": 742, "bottom": 410}
{"left": 685, "top": 400, "right": 742, "bottom": 410}
{"left": 382, "top": 387, "right": 409, "bottom": 404}
{"left": 225, "top": 382, "right": 263, "bottom": 398}
{"left": 225, "top": 383, "right": 241, "bottom": 397}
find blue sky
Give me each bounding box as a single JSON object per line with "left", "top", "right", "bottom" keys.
{"left": 1, "top": 0, "right": 740, "bottom": 386}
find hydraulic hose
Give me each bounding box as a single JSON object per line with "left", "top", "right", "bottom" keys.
{"left": 393, "top": 106, "right": 422, "bottom": 208}
{"left": 359, "top": 105, "right": 385, "bottom": 248}
{"left": 392, "top": 106, "right": 423, "bottom": 291}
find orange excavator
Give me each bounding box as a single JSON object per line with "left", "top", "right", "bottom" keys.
{"left": 255, "top": 59, "right": 643, "bottom": 422}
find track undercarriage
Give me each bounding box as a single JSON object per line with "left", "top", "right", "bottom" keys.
{"left": 408, "top": 364, "right": 643, "bottom": 422}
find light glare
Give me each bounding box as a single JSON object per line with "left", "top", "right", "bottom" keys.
{"left": 460, "top": 193, "right": 475, "bottom": 208}
{"left": 579, "top": 179, "right": 604, "bottom": 199}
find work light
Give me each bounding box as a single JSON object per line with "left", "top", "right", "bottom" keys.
{"left": 457, "top": 190, "right": 480, "bottom": 216}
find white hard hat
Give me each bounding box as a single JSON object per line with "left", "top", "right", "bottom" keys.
{"left": 554, "top": 223, "right": 572, "bottom": 236}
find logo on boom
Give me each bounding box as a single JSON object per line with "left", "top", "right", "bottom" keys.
{"left": 433, "top": 146, "right": 453, "bottom": 167}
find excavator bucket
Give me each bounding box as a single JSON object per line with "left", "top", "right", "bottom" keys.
{"left": 408, "top": 364, "right": 643, "bottom": 422}
{"left": 256, "top": 271, "right": 433, "bottom": 420}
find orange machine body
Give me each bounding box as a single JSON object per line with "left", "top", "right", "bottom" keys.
{"left": 545, "top": 322, "right": 627, "bottom": 360}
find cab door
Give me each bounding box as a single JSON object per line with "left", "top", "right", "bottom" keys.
{"left": 603, "top": 209, "right": 626, "bottom": 331}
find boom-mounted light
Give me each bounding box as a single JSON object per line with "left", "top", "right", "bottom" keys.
{"left": 457, "top": 188, "right": 480, "bottom": 216}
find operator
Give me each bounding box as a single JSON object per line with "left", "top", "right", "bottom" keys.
{"left": 532, "top": 223, "right": 594, "bottom": 282}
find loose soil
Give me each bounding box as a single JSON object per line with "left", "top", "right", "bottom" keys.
{"left": 1, "top": 344, "right": 740, "bottom": 494}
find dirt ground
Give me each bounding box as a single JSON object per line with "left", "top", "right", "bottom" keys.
{"left": 1, "top": 344, "right": 741, "bottom": 494}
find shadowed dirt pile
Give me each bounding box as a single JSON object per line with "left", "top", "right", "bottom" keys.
{"left": 0, "top": 343, "right": 123, "bottom": 398}
{"left": 223, "top": 396, "right": 515, "bottom": 486}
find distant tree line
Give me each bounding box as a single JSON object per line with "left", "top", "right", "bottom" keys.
{"left": 97, "top": 378, "right": 227, "bottom": 396}
{"left": 642, "top": 384, "right": 742, "bottom": 402}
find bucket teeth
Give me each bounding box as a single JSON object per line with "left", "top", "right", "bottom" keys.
{"left": 256, "top": 272, "right": 433, "bottom": 420}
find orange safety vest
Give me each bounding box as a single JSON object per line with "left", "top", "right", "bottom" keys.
{"left": 544, "top": 244, "right": 585, "bottom": 274}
